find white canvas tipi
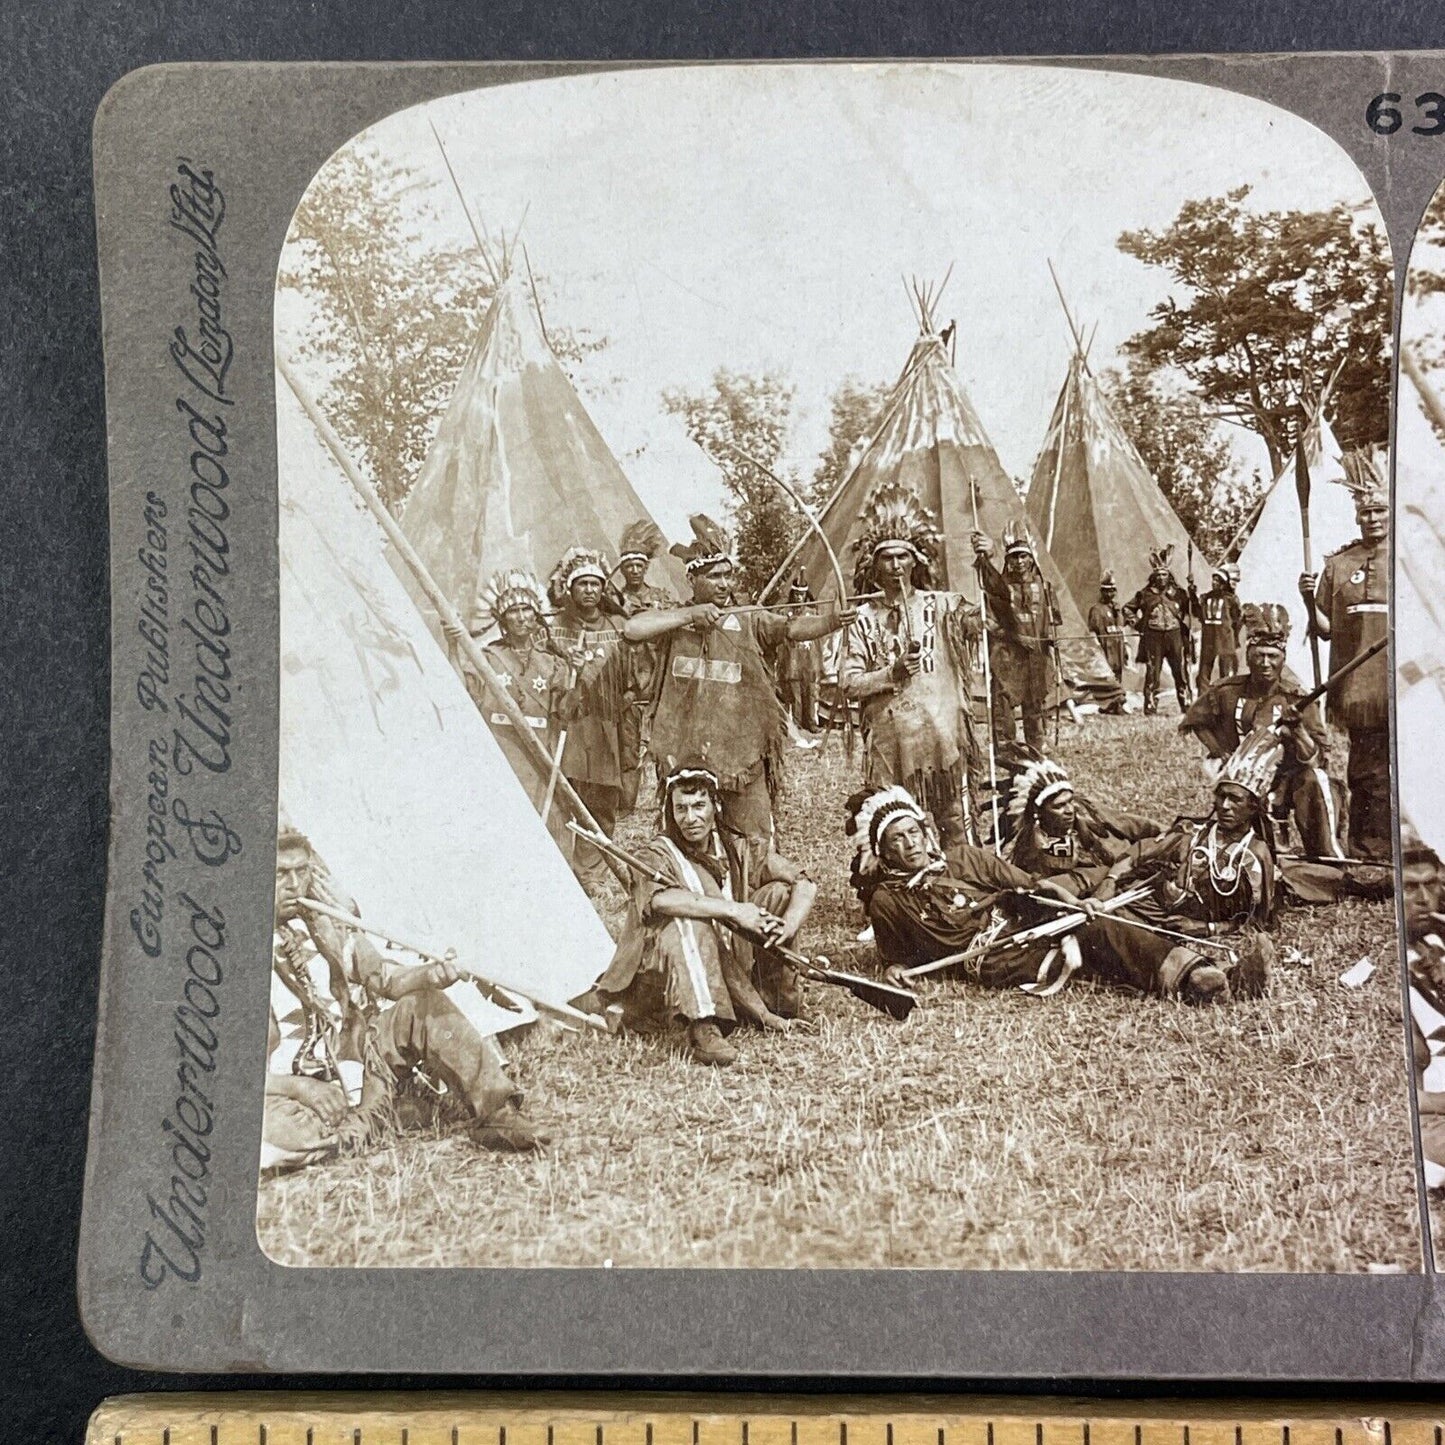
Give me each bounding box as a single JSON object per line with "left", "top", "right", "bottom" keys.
{"left": 276, "top": 378, "right": 614, "bottom": 1041}
{"left": 1232, "top": 409, "right": 1358, "bottom": 684}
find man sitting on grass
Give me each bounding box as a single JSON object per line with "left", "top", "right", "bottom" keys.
{"left": 263, "top": 826, "right": 549, "bottom": 1170}
{"left": 586, "top": 758, "right": 817, "bottom": 1066}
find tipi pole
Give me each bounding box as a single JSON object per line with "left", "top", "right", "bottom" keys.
{"left": 1294, "top": 423, "right": 1323, "bottom": 690}
{"left": 428, "top": 120, "right": 494, "bottom": 280}
{"left": 969, "top": 478, "right": 1003, "bottom": 855}
{"left": 278, "top": 353, "right": 630, "bottom": 887}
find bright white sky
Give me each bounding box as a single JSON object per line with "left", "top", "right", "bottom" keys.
{"left": 288, "top": 62, "right": 1383, "bottom": 539}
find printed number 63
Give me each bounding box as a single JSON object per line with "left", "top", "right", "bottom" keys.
{"left": 1367, "top": 92, "right": 1445, "bottom": 135}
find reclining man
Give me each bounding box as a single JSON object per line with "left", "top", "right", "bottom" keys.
{"left": 850, "top": 777, "right": 1245, "bottom": 1005}
{"left": 586, "top": 758, "right": 817, "bottom": 1066}
{"left": 262, "top": 826, "right": 548, "bottom": 1171}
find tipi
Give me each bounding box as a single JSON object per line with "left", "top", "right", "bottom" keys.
{"left": 400, "top": 262, "right": 685, "bottom": 618}
{"left": 765, "top": 284, "right": 1120, "bottom": 695}
{"left": 1026, "top": 336, "right": 1210, "bottom": 610}
{"left": 275, "top": 377, "right": 614, "bottom": 1039}
{"left": 1396, "top": 352, "right": 1445, "bottom": 856}
{"left": 1230, "top": 402, "right": 1359, "bottom": 685}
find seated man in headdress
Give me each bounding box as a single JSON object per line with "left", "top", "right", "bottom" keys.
{"left": 840, "top": 482, "right": 983, "bottom": 845}
{"left": 1178, "top": 603, "right": 1344, "bottom": 860}
{"left": 1103, "top": 730, "right": 1281, "bottom": 999}
{"left": 588, "top": 759, "right": 817, "bottom": 1065}
{"left": 971, "top": 522, "right": 1061, "bottom": 750}
{"left": 264, "top": 826, "right": 548, "bottom": 1170}
{"left": 623, "top": 516, "right": 853, "bottom": 845}
{"left": 850, "top": 785, "right": 1233, "bottom": 1004}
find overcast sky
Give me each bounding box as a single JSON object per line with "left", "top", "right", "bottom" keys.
{"left": 284, "top": 62, "right": 1384, "bottom": 539}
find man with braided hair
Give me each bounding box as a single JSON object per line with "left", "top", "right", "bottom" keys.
{"left": 841, "top": 482, "right": 984, "bottom": 845}
{"left": 588, "top": 759, "right": 818, "bottom": 1065}
{"left": 548, "top": 546, "right": 629, "bottom": 892}
{"left": 614, "top": 520, "right": 678, "bottom": 813}
{"left": 264, "top": 827, "right": 548, "bottom": 1167}
{"left": 1124, "top": 545, "right": 1194, "bottom": 715}
{"left": 624, "top": 515, "right": 853, "bottom": 845}
{"left": 970, "top": 522, "right": 1060, "bottom": 750}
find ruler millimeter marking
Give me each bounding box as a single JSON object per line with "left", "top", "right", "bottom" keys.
{"left": 85, "top": 1396, "right": 1445, "bottom": 1445}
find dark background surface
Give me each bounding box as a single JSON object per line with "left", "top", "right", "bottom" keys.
{"left": 7, "top": 2, "right": 1445, "bottom": 1440}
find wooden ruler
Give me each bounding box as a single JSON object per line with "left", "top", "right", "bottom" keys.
{"left": 85, "top": 1395, "right": 1445, "bottom": 1445}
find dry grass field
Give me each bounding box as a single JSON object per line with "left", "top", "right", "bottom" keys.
{"left": 257, "top": 707, "right": 1425, "bottom": 1272}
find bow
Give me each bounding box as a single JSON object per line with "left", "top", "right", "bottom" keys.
{"left": 707, "top": 438, "right": 850, "bottom": 607}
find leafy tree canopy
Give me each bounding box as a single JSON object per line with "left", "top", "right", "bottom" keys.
{"left": 1118, "top": 186, "right": 1392, "bottom": 475}
{"left": 280, "top": 143, "right": 601, "bottom": 514}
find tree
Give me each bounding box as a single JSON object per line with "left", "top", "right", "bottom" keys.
{"left": 1117, "top": 186, "right": 1393, "bottom": 474}
{"left": 1099, "top": 362, "right": 1261, "bottom": 560}
{"left": 279, "top": 143, "right": 600, "bottom": 514}
{"left": 662, "top": 369, "right": 799, "bottom": 598}
{"left": 1408, "top": 184, "right": 1445, "bottom": 300}
{"left": 813, "top": 376, "right": 892, "bottom": 501}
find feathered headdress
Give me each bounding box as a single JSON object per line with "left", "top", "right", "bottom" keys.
{"left": 1099, "top": 570, "right": 1117, "bottom": 591}
{"left": 1342, "top": 448, "right": 1387, "bottom": 514}
{"left": 1002, "top": 520, "right": 1036, "bottom": 560}
{"left": 669, "top": 514, "right": 734, "bottom": 577}
{"left": 618, "top": 519, "right": 665, "bottom": 565}
{"left": 548, "top": 546, "right": 611, "bottom": 605}
{"left": 1241, "top": 602, "right": 1291, "bottom": 649}
{"left": 851, "top": 482, "right": 942, "bottom": 592}
{"left": 472, "top": 568, "right": 549, "bottom": 633}
{"left": 1005, "top": 756, "right": 1075, "bottom": 833}
{"left": 1217, "top": 726, "right": 1283, "bottom": 801}
{"left": 845, "top": 784, "right": 929, "bottom": 878}
{"left": 1222, "top": 563, "right": 1241, "bottom": 586}
{"left": 1148, "top": 544, "right": 1175, "bottom": 575}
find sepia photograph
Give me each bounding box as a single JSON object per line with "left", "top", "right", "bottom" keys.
{"left": 1394, "top": 183, "right": 1445, "bottom": 1262}
{"left": 260, "top": 62, "right": 1417, "bottom": 1272}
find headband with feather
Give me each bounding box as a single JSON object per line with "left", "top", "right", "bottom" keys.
{"left": 618, "top": 519, "right": 666, "bottom": 565}
{"left": 669, "top": 514, "right": 734, "bottom": 576}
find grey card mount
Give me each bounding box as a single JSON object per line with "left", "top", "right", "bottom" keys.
{"left": 79, "top": 54, "right": 1445, "bottom": 1375}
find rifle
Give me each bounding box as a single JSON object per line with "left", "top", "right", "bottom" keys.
{"left": 296, "top": 897, "right": 618, "bottom": 1034}
{"left": 898, "top": 885, "right": 1153, "bottom": 980}
{"left": 567, "top": 823, "right": 919, "bottom": 1021}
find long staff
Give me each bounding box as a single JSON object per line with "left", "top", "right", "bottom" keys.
{"left": 1295, "top": 431, "right": 1324, "bottom": 689}
{"left": 968, "top": 482, "right": 1003, "bottom": 854}
{"left": 279, "top": 353, "right": 629, "bottom": 888}
{"left": 297, "top": 896, "right": 613, "bottom": 1033}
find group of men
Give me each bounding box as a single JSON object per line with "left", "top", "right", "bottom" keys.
{"left": 263, "top": 469, "right": 1394, "bottom": 1169}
